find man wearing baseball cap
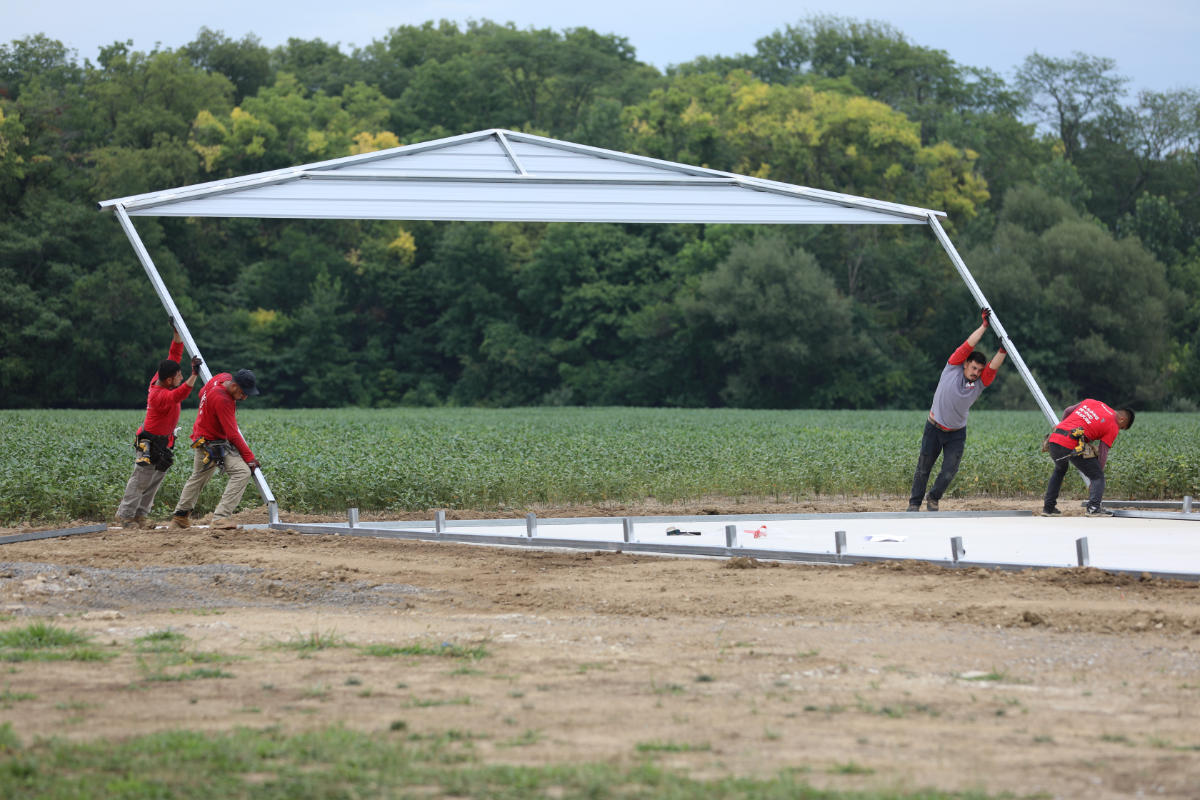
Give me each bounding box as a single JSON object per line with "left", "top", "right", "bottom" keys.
{"left": 171, "top": 366, "right": 262, "bottom": 530}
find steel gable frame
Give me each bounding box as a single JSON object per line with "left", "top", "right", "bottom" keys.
{"left": 102, "top": 130, "right": 1060, "bottom": 519}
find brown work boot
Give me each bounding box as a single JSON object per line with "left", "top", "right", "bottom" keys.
{"left": 212, "top": 518, "right": 239, "bottom": 530}
{"left": 171, "top": 513, "right": 191, "bottom": 529}
{"left": 134, "top": 515, "right": 149, "bottom": 529}
{"left": 115, "top": 516, "right": 137, "bottom": 529}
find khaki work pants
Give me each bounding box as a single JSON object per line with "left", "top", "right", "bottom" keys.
{"left": 174, "top": 446, "right": 252, "bottom": 522}
{"left": 115, "top": 461, "right": 168, "bottom": 520}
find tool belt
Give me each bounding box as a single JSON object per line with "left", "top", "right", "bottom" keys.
{"left": 1043, "top": 427, "right": 1097, "bottom": 458}
{"left": 135, "top": 432, "right": 174, "bottom": 472}
{"left": 192, "top": 437, "right": 228, "bottom": 472}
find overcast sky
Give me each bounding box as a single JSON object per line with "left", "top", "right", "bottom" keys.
{"left": 7, "top": 0, "right": 1197, "bottom": 94}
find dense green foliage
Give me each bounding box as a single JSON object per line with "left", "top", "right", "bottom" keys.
{"left": 0, "top": 722, "right": 997, "bottom": 799}
{"left": 2, "top": 408, "right": 1194, "bottom": 525}
{"left": 1, "top": 18, "right": 1198, "bottom": 411}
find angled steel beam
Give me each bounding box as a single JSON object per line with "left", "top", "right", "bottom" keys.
{"left": 494, "top": 130, "right": 528, "bottom": 176}
{"left": 112, "top": 205, "right": 279, "bottom": 524}
{"left": 927, "top": 214, "right": 1057, "bottom": 425}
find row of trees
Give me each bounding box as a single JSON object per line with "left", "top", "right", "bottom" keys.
{"left": 1, "top": 17, "right": 1197, "bottom": 410}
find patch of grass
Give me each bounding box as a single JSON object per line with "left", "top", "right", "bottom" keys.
{"left": 0, "top": 722, "right": 1019, "bottom": 798}
{"left": 635, "top": 740, "right": 711, "bottom": 753}
{"left": 54, "top": 700, "right": 98, "bottom": 713}
{"left": 134, "top": 630, "right": 188, "bottom": 654}
{"left": 301, "top": 684, "right": 330, "bottom": 700}
{"left": 0, "top": 623, "right": 112, "bottom": 663}
{"left": 362, "top": 641, "right": 488, "bottom": 660}
{"left": 576, "top": 662, "right": 613, "bottom": 674}
{"left": 0, "top": 623, "right": 91, "bottom": 649}
{"left": 1, "top": 647, "right": 114, "bottom": 663}
{"left": 143, "top": 668, "right": 233, "bottom": 682}
{"left": 828, "top": 761, "right": 875, "bottom": 775}
{"left": 959, "top": 670, "right": 1008, "bottom": 682}
{"left": 273, "top": 630, "right": 347, "bottom": 652}
{"left": 651, "top": 681, "right": 685, "bottom": 695}
{"left": 1099, "top": 733, "right": 1133, "bottom": 745}
{"left": 344, "top": 676, "right": 362, "bottom": 686}
{"left": 0, "top": 687, "right": 36, "bottom": 707}
{"left": 449, "top": 665, "right": 484, "bottom": 676}
{"left": 694, "top": 674, "right": 715, "bottom": 683}
{"left": 498, "top": 729, "right": 543, "bottom": 748}
{"left": 408, "top": 695, "right": 471, "bottom": 708}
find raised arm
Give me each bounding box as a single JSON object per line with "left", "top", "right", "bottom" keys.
{"left": 965, "top": 308, "right": 991, "bottom": 349}
{"left": 949, "top": 309, "right": 992, "bottom": 365}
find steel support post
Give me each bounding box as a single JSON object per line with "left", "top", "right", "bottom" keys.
{"left": 113, "top": 204, "right": 279, "bottom": 522}
{"left": 1075, "top": 537, "right": 1090, "bottom": 567}
{"left": 927, "top": 215, "right": 1057, "bottom": 426}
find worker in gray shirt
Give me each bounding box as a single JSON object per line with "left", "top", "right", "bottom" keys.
{"left": 908, "top": 309, "right": 1007, "bottom": 511}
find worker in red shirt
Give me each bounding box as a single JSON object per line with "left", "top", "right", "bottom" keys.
{"left": 171, "top": 367, "right": 261, "bottom": 530}
{"left": 1042, "top": 399, "right": 1135, "bottom": 516}
{"left": 114, "top": 326, "right": 201, "bottom": 528}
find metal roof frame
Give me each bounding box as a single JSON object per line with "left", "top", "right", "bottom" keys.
{"left": 100, "top": 129, "right": 1058, "bottom": 521}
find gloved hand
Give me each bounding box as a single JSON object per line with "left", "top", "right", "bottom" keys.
{"left": 246, "top": 459, "right": 261, "bottom": 471}
{"left": 981, "top": 307, "right": 991, "bottom": 327}
{"left": 190, "top": 355, "right": 203, "bottom": 374}
{"left": 998, "top": 345, "right": 1006, "bottom": 355}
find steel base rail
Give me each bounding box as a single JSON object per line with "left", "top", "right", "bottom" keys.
{"left": 0, "top": 524, "right": 107, "bottom": 545}
{"left": 365, "top": 510, "right": 1034, "bottom": 529}
{"left": 112, "top": 204, "right": 279, "bottom": 524}
{"left": 1094, "top": 499, "right": 1190, "bottom": 510}
{"left": 1111, "top": 510, "right": 1200, "bottom": 521}
{"left": 266, "top": 521, "right": 1200, "bottom": 581}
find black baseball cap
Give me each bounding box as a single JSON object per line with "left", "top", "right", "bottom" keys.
{"left": 232, "top": 369, "right": 260, "bottom": 396}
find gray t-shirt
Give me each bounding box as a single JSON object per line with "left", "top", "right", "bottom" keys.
{"left": 930, "top": 361, "right": 984, "bottom": 430}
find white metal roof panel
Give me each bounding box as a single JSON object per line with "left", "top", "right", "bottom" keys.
{"left": 102, "top": 128, "right": 943, "bottom": 224}
{"left": 125, "top": 176, "right": 923, "bottom": 224}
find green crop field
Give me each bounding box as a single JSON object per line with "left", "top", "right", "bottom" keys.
{"left": 2, "top": 408, "right": 1198, "bottom": 525}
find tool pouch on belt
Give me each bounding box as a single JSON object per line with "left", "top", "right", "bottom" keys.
{"left": 191, "top": 437, "right": 227, "bottom": 473}
{"left": 1045, "top": 427, "right": 1090, "bottom": 456}
{"left": 135, "top": 432, "right": 174, "bottom": 472}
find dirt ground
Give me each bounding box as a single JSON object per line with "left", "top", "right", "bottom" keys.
{"left": 1, "top": 497, "right": 1198, "bottom": 798}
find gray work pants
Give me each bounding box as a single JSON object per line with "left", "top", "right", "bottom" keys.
{"left": 174, "top": 446, "right": 252, "bottom": 521}
{"left": 115, "top": 462, "right": 168, "bottom": 520}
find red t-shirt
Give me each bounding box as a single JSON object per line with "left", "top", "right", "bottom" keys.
{"left": 137, "top": 340, "right": 193, "bottom": 447}
{"left": 1048, "top": 399, "right": 1121, "bottom": 450}
{"left": 192, "top": 373, "right": 255, "bottom": 463}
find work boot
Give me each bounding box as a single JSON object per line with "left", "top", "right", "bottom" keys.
{"left": 906, "top": 504, "right": 920, "bottom": 512}
{"left": 925, "top": 498, "right": 939, "bottom": 512}
{"left": 116, "top": 516, "right": 137, "bottom": 529}
{"left": 1041, "top": 507, "right": 1062, "bottom": 516}
{"left": 1084, "top": 506, "right": 1109, "bottom": 517}
{"left": 212, "top": 518, "right": 239, "bottom": 530}
{"left": 134, "top": 515, "right": 149, "bottom": 529}
{"left": 171, "top": 512, "right": 190, "bottom": 529}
